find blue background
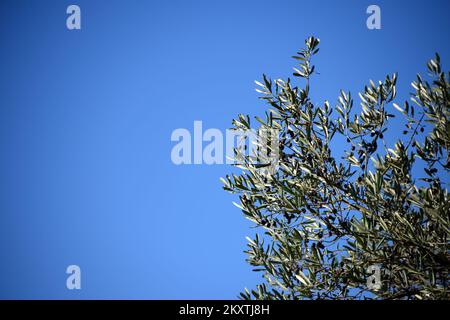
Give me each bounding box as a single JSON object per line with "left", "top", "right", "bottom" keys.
{"left": 0, "top": 0, "right": 449, "bottom": 299}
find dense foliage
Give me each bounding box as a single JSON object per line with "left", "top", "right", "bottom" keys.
{"left": 222, "top": 37, "right": 449, "bottom": 299}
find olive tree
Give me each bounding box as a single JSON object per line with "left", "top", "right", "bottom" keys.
{"left": 222, "top": 37, "right": 449, "bottom": 300}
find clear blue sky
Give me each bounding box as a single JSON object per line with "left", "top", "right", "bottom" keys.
{"left": 0, "top": 0, "right": 449, "bottom": 299}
